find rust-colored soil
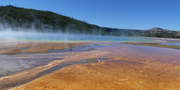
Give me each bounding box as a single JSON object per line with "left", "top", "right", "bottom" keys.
{"left": 0, "top": 41, "right": 89, "bottom": 55}
{"left": 13, "top": 60, "right": 180, "bottom": 90}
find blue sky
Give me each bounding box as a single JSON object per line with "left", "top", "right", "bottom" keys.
{"left": 1, "top": 0, "right": 180, "bottom": 31}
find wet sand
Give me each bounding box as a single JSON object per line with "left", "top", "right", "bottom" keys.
{"left": 4, "top": 41, "right": 179, "bottom": 90}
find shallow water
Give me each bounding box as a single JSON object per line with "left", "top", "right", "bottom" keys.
{"left": 160, "top": 42, "right": 180, "bottom": 46}
{"left": 8, "top": 42, "right": 180, "bottom": 90}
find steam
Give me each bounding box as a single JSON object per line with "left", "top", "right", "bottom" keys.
{"left": 0, "top": 22, "right": 155, "bottom": 42}
{"left": 0, "top": 31, "right": 115, "bottom": 42}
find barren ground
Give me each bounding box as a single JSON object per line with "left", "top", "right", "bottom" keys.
{"left": 2, "top": 41, "right": 179, "bottom": 90}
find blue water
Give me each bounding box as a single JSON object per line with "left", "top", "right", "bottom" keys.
{"left": 0, "top": 32, "right": 157, "bottom": 42}
{"left": 15, "top": 35, "right": 156, "bottom": 42}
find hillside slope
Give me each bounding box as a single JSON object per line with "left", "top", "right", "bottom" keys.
{"left": 0, "top": 5, "right": 100, "bottom": 34}
{"left": 0, "top": 5, "right": 179, "bottom": 38}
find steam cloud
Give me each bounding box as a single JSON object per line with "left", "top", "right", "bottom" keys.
{"left": 0, "top": 23, "right": 154, "bottom": 42}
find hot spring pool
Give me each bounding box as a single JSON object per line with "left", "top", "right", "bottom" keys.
{"left": 0, "top": 32, "right": 158, "bottom": 42}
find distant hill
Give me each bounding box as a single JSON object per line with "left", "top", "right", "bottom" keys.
{"left": 0, "top": 5, "right": 180, "bottom": 38}
{"left": 146, "top": 28, "right": 180, "bottom": 38}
